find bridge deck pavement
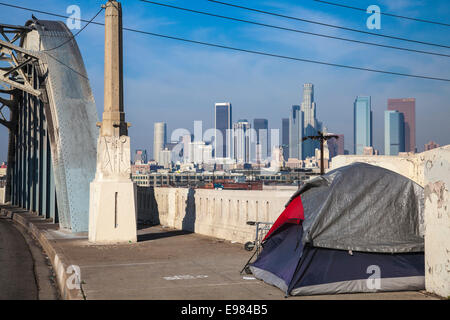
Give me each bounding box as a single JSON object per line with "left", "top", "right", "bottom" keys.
{"left": 39, "top": 223, "right": 437, "bottom": 300}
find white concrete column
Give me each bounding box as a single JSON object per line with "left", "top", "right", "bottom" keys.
{"left": 89, "top": 0, "right": 137, "bottom": 243}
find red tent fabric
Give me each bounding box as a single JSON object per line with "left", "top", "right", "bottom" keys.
{"left": 263, "top": 196, "right": 304, "bottom": 241}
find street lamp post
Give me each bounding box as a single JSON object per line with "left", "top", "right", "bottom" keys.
{"left": 302, "top": 131, "right": 339, "bottom": 175}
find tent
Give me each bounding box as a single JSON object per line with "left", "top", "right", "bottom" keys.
{"left": 250, "top": 162, "right": 425, "bottom": 296}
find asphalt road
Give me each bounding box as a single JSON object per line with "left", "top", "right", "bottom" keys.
{"left": 0, "top": 218, "right": 38, "bottom": 299}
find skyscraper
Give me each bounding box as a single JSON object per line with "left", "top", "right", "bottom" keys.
{"left": 134, "top": 149, "right": 148, "bottom": 165}
{"left": 388, "top": 98, "right": 416, "bottom": 153}
{"left": 384, "top": 110, "right": 405, "bottom": 155}
{"left": 233, "top": 120, "right": 251, "bottom": 163}
{"left": 354, "top": 96, "right": 372, "bottom": 155}
{"left": 153, "top": 122, "right": 167, "bottom": 163}
{"left": 282, "top": 118, "right": 289, "bottom": 161}
{"left": 182, "top": 134, "right": 191, "bottom": 163}
{"left": 301, "top": 83, "right": 320, "bottom": 158}
{"left": 326, "top": 134, "right": 344, "bottom": 158}
{"left": 214, "top": 102, "right": 232, "bottom": 159}
{"left": 253, "top": 118, "right": 269, "bottom": 161}
{"left": 289, "top": 105, "right": 303, "bottom": 160}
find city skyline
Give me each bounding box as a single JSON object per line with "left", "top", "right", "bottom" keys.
{"left": 145, "top": 89, "right": 431, "bottom": 163}
{"left": 1, "top": 0, "right": 449, "bottom": 161}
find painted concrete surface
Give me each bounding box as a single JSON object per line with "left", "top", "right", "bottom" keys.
{"left": 89, "top": 179, "right": 137, "bottom": 243}
{"left": 422, "top": 146, "right": 450, "bottom": 298}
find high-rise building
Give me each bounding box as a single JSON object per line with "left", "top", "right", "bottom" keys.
{"left": 159, "top": 148, "right": 172, "bottom": 168}
{"left": 336, "top": 134, "right": 344, "bottom": 155}
{"left": 253, "top": 118, "right": 269, "bottom": 161}
{"left": 384, "top": 110, "right": 405, "bottom": 155}
{"left": 425, "top": 141, "right": 440, "bottom": 151}
{"left": 282, "top": 118, "right": 289, "bottom": 161}
{"left": 153, "top": 122, "right": 167, "bottom": 163}
{"left": 289, "top": 105, "right": 304, "bottom": 160}
{"left": 189, "top": 141, "right": 212, "bottom": 164}
{"left": 182, "top": 134, "right": 191, "bottom": 163}
{"left": 134, "top": 149, "right": 148, "bottom": 165}
{"left": 354, "top": 96, "right": 373, "bottom": 155}
{"left": 326, "top": 134, "right": 344, "bottom": 158}
{"left": 214, "top": 102, "right": 232, "bottom": 158}
{"left": 388, "top": 98, "right": 416, "bottom": 153}
{"left": 301, "top": 83, "right": 320, "bottom": 158}
{"left": 233, "top": 120, "right": 251, "bottom": 163}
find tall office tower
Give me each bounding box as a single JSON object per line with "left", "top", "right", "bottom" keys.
{"left": 153, "top": 122, "right": 167, "bottom": 163}
{"left": 336, "top": 134, "right": 345, "bottom": 155}
{"left": 189, "top": 141, "right": 213, "bottom": 164}
{"left": 385, "top": 110, "right": 405, "bottom": 155}
{"left": 253, "top": 118, "right": 269, "bottom": 161}
{"left": 134, "top": 149, "right": 148, "bottom": 164}
{"left": 233, "top": 120, "right": 251, "bottom": 163}
{"left": 182, "top": 134, "right": 191, "bottom": 163}
{"left": 354, "top": 96, "right": 373, "bottom": 155}
{"left": 301, "top": 83, "right": 319, "bottom": 159}
{"left": 289, "top": 105, "right": 304, "bottom": 160}
{"left": 326, "top": 134, "right": 344, "bottom": 158}
{"left": 159, "top": 148, "right": 172, "bottom": 168}
{"left": 214, "top": 102, "right": 232, "bottom": 158}
{"left": 388, "top": 98, "right": 416, "bottom": 153}
{"left": 282, "top": 118, "right": 289, "bottom": 161}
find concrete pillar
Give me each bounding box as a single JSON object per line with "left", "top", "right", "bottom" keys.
{"left": 423, "top": 146, "right": 450, "bottom": 298}
{"left": 89, "top": 0, "right": 137, "bottom": 243}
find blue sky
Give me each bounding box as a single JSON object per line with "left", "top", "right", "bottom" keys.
{"left": 0, "top": 0, "right": 449, "bottom": 161}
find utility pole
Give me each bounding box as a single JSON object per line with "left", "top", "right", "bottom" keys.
{"left": 89, "top": 0, "right": 137, "bottom": 243}
{"left": 303, "top": 131, "right": 339, "bottom": 175}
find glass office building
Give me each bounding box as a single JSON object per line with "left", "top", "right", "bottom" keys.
{"left": 253, "top": 118, "right": 269, "bottom": 160}
{"left": 289, "top": 105, "right": 303, "bottom": 160}
{"left": 385, "top": 110, "right": 405, "bottom": 155}
{"left": 353, "top": 96, "right": 373, "bottom": 155}
{"left": 214, "top": 102, "right": 232, "bottom": 158}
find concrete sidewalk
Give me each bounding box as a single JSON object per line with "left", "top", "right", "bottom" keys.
{"left": 0, "top": 206, "right": 438, "bottom": 300}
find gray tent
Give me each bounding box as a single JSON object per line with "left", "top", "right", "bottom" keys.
{"left": 250, "top": 163, "right": 425, "bottom": 295}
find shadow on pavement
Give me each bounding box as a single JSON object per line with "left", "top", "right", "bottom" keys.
{"left": 137, "top": 229, "right": 193, "bottom": 242}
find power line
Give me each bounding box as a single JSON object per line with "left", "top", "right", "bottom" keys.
{"left": 43, "top": 52, "right": 89, "bottom": 80}
{"left": 43, "top": 8, "right": 103, "bottom": 52}
{"left": 313, "top": 0, "right": 450, "bottom": 27}
{"left": 140, "top": 0, "right": 450, "bottom": 58}
{"left": 1, "top": 1, "right": 449, "bottom": 82}
{"left": 207, "top": 0, "right": 450, "bottom": 49}
{"left": 122, "top": 27, "right": 450, "bottom": 82}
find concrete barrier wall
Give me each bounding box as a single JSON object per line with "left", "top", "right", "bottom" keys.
{"left": 422, "top": 146, "right": 450, "bottom": 298}
{"left": 142, "top": 187, "right": 294, "bottom": 244}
